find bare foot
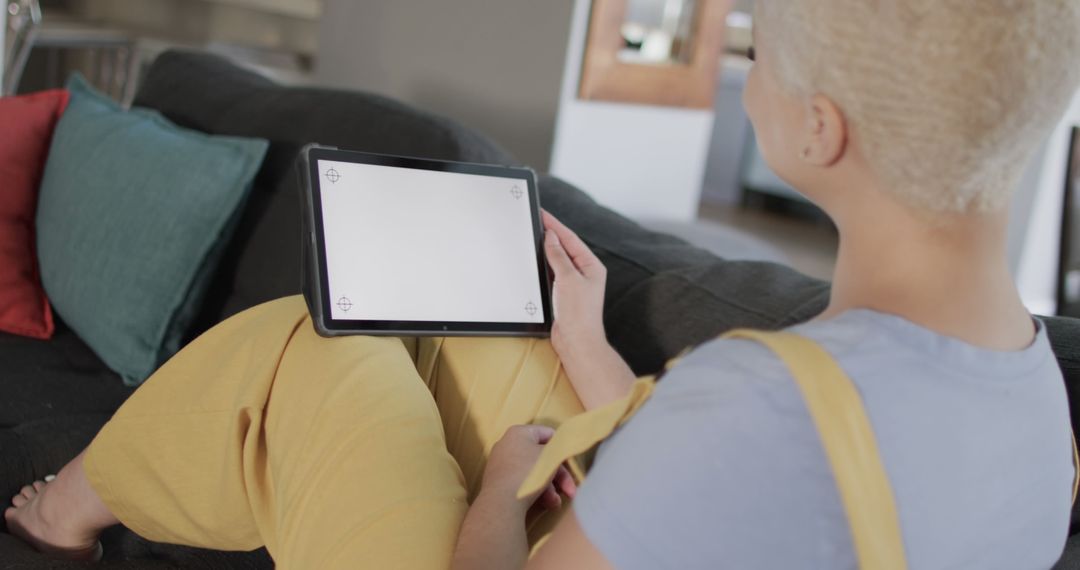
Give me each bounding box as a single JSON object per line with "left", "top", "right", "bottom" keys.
{"left": 4, "top": 477, "right": 103, "bottom": 561}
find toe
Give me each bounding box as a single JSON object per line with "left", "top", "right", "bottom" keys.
{"left": 19, "top": 485, "right": 36, "bottom": 499}
{"left": 11, "top": 494, "right": 27, "bottom": 508}
{"left": 32, "top": 481, "right": 45, "bottom": 492}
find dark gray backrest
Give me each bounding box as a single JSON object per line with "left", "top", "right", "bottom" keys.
{"left": 132, "top": 50, "right": 519, "bottom": 166}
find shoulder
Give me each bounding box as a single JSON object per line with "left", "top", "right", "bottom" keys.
{"left": 647, "top": 336, "right": 797, "bottom": 412}
{"left": 572, "top": 334, "right": 855, "bottom": 569}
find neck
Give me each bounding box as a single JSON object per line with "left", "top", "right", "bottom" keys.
{"left": 820, "top": 194, "right": 1035, "bottom": 351}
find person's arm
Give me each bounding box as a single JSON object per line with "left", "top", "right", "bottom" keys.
{"left": 526, "top": 510, "right": 614, "bottom": 569}
{"left": 450, "top": 425, "right": 577, "bottom": 570}
{"left": 542, "top": 211, "right": 637, "bottom": 410}
{"left": 451, "top": 489, "right": 531, "bottom": 570}
{"left": 557, "top": 338, "right": 637, "bottom": 412}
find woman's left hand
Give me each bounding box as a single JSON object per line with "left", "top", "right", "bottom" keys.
{"left": 542, "top": 211, "right": 608, "bottom": 362}
{"left": 479, "top": 425, "right": 577, "bottom": 516}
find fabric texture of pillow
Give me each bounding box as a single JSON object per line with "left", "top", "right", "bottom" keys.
{"left": 0, "top": 89, "right": 70, "bottom": 340}
{"left": 36, "top": 74, "right": 268, "bottom": 385}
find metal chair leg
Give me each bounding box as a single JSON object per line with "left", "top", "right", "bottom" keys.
{"left": 3, "top": 0, "right": 42, "bottom": 96}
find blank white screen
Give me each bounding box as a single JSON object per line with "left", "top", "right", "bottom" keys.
{"left": 318, "top": 159, "right": 545, "bottom": 324}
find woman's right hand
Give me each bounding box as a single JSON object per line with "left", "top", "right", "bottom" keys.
{"left": 542, "top": 210, "right": 608, "bottom": 361}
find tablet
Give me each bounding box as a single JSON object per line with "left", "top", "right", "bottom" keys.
{"left": 300, "top": 145, "right": 553, "bottom": 337}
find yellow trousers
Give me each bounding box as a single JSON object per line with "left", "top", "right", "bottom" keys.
{"left": 82, "top": 296, "right": 584, "bottom": 569}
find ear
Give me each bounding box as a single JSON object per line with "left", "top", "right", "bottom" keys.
{"left": 801, "top": 94, "right": 848, "bottom": 167}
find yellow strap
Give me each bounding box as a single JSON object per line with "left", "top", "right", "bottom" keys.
{"left": 1073, "top": 433, "right": 1079, "bottom": 505}
{"left": 518, "top": 377, "right": 655, "bottom": 498}
{"left": 727, "top": 330, "right": 907, "bottom": 570}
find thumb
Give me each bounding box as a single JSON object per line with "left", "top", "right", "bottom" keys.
{"left": 545, "top": 231, "right": 577, "bottom": 278}
{"left": 526, "top": 424, "right": 556, "bottom": 444}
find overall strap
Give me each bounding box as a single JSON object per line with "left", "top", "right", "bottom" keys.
{"left": 1073, "top": 434, "right": 1079, "bottom": 505}
{"left": 518, "top": 377, "right": 656, "bottom": 497}
{"left": 724, "top": 329, "right": 908, "bottom": 570}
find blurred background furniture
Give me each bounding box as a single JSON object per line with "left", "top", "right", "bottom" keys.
{"left": 550, "top": 0, "right": 733, "bottom": 222}
{"left": 22, "top": 11, "right": 138, "bottom": 102}
{"left": 7, "top": 0, "right": 317, "bottom": 103}
{"left": 3, "top": 0, "right": 43, "bottom": 95}
{"left": 5, "top": 0, "right": 141, "bottom": 100}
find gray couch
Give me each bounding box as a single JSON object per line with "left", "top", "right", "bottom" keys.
{"left": 1, "top": 50, "right": 1078, "bottom": 568}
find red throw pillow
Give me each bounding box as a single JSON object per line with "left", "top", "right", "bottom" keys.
{"left": 0, "top": 89, "right": 70, "bottom": 339}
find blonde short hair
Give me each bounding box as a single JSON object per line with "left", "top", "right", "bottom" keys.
{"left": 756, "top": 0, "right": 1080, "bottom": 213}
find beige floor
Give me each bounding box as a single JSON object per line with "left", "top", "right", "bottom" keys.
{"left": 698, "top": 202, "right": 839, "bottom": 281}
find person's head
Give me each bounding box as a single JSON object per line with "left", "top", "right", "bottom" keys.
{"left": 743, "top": 0, "right": 1080, "bottom": 221}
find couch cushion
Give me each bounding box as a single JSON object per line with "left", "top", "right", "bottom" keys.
{"left": 604, "top": 263, "right": 830, "bottom": 374}
{"left": 0, "top": 327, "right": 129, "bottom": 428}
{"left": 534, "top": 175, "right": 832, "bottom": 373}
{"left": 36, "top": 74, "right": 269, "bottom": 385}
{"left": 182, "top": 142, "right": 308, "bottom": 339}
{"left": 1043, "top": 316, "right": 1080, "bottom": 533}
{"left": 0, "top": 89, "right": 69, "bottom": 340}
{"left": 1054, "top": 534, "right": 1080, "bottom": 569}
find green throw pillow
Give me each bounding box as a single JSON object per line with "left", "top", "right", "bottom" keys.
{"left": 36, "top": 74, "right": 269, "bottom": 385}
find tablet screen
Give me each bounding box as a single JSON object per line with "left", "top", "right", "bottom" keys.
{"left": 316, "top": 158, "right": 546, "bottom": 326}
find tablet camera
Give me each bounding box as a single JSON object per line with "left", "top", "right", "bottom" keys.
{"left": 325, "top": 168, "right": 341, "bottom": 184}
{"left": 337, "top": 296, "right": 353, "bottom": 313}
{"left": 510, "top": 185, "right": 523, "bottom": 200}
{"left": 524, "top": 301, "right": 537, "bottom": 316}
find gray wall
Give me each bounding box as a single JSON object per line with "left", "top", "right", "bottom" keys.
{"left": 316, "top": 0, "right": 575, "bottom": 170}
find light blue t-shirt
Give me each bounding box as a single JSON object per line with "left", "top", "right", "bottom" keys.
{"left": 575, "top": 310, "right": 1073, "bottom": 569}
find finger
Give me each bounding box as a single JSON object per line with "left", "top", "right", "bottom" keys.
{"left": 554, "top": 465, "right": 577, "bottom": 499}
{"left": 545, "top": 230, "right": 579, "bottom": 279}
{"left": 520, "top": 474, "right": 556, "bottom": 508}
{"left": 542, "top": 210, "right": 605, "bottom": 279}
{"left": 552, "top": 288, "right": 560, "bottom": 322}
{"left": 508, "top": 424, "right": 556, "bottom": 445}
{"left": 529, "top": 424, "right": 556, "bottom": 444}
{"left": 541, "top": 209, "right": 560, "bottom": 230}
{"left": 541, "top": 484, "right": 562, "bottom": 511}
{"left": 527, "top": 493, "right": 559, "bottom": 520}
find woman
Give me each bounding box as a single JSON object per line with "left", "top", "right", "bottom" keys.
{"left": 8, "top": 1, "right": 1080, "bottom": 567}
